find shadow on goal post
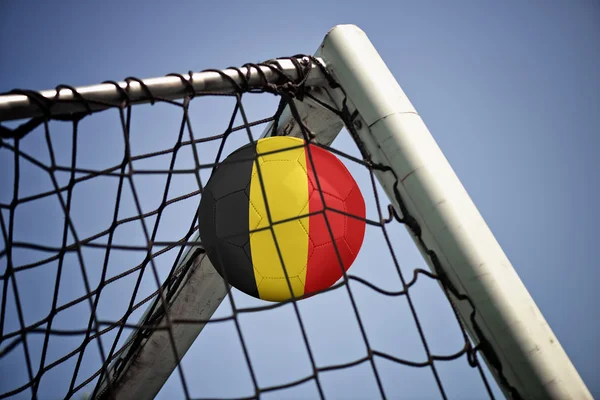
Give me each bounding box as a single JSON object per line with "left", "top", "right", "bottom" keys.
{"left": 0, "top": 25, "right": 592, "bottom": 400}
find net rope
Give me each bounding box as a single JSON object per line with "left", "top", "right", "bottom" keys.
{"left": 0, "top": 56, "right": 520, "bottom": 400}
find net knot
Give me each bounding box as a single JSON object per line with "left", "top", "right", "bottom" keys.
{"left": 266, "top": 80, "right": 306, "bottom": 101}
{"left": 0, "top": 89, "right": 54, "bottom": 139}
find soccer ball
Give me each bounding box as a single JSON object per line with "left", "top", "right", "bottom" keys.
{"left": 198, "top": 136, "right": 366, "bottom": 302}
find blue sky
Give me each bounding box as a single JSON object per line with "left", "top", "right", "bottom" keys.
{"left": 1, "top": 1, "right": 599, "bottom": 399}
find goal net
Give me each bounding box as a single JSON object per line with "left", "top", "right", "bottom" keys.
{"left": 0, "top": 25, "right": 590, "bottom": 400}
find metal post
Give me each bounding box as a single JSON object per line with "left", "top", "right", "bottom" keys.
{"left": 317, "top": 24, "right": 592, "bottom": 399}
{"left": 0, "top": 59, "right": 327, "bottom": 122}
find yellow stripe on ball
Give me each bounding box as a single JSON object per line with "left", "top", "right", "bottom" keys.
{"left": 249, "top": 137, "right": 310, "bottom": 301}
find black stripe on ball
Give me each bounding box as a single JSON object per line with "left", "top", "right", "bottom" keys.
{"left": 198, "top": 142, "right": 259, "bottom": 299}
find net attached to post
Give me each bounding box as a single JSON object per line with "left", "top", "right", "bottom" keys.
{"left": 0, "top": 56, "right": 515, "bottom": 400}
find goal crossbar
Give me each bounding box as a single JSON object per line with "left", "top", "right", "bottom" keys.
{"left": 0, "top": 58, "right": 328, "bottom": 122}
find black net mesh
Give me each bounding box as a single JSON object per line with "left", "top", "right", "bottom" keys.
{"left": 0, "top": 56, "right": 517, "bottom": 400}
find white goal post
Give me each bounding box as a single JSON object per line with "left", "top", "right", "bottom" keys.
{"left": 0, "top": 24, "right": 591, "bottom": 400}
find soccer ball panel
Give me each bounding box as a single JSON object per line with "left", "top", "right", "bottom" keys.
{"left": 209, "top": 143, "right": 255, "bottom": 200}
{"left": 304, "top": 237, "right": 354, "bottom": 295}
{"left": 216, "top": 190, "right": 250, "bottom": 247}
{"left": 250, "top": 220, "right": 309, "bottom": 297}
{"left": 250, "top": 160, "right": 309, "bottom": 224}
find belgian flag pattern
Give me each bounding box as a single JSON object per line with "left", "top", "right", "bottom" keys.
{"left": 199, "top": 136, "right": 366, "bottom": 302}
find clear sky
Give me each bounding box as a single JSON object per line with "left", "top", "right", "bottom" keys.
{"left": 1, "top": 1, "right": 599, "bottom": 399}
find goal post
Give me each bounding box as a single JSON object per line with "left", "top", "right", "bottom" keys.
{"left": 316, "top": 25, "right": 592, "bottom": 400}
{"left": 0, "top": 24, "right": 591, "bottom": 400}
